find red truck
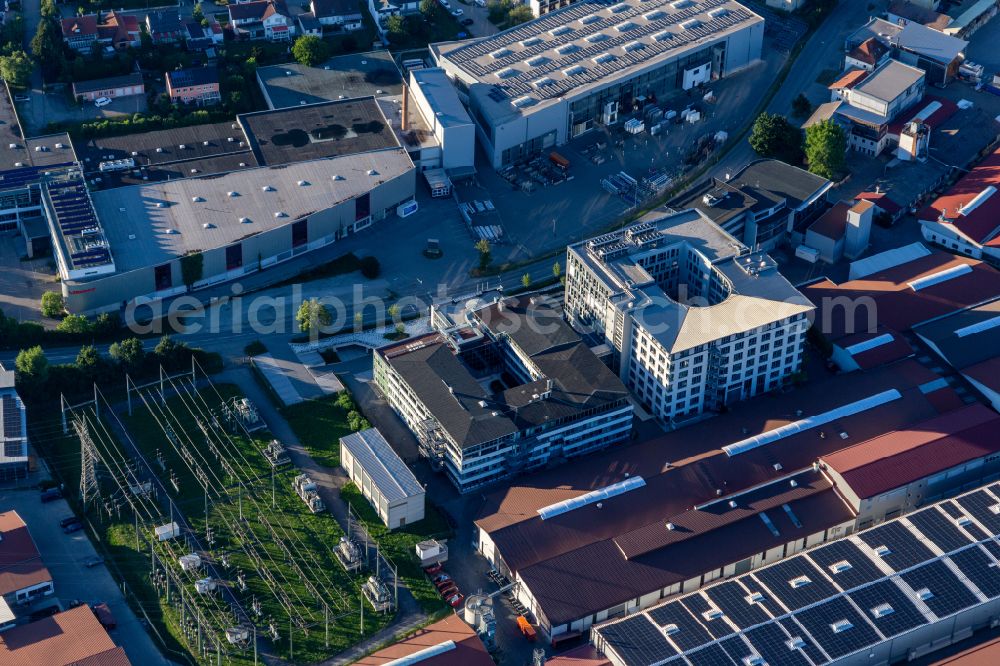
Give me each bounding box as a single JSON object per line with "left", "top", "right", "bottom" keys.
{"left": 549, "top": 152, "right": 570, "bottom": 170}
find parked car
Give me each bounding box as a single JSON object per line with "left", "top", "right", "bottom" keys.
{"left": 451, "top": 7, "right": 463, "bottom": 15}
{"left": 439, "top": 0, "right": 450, "bottom": 7}
{"left": 40, "top": 487, "right": 62, "bottom": 503}
{"left": 434, "top": 577, "right": 455, "bottom": 591}
{"left": 431, "top": 572, "right": 451, "bottom": 584}
{"left": 59, "top": 516, "right": 79, "bottom": 528}
{"left": 63, "top": 521, "right": 83, "bottom": 534}
{"left": 83, "top": 555, "right": 105, "bottom": 568}
{"left": 423, "top": 562, "right": 443, "bottom": 575}
{"left": 446, "top": 593, "right": 464, "bottom": 608}
{"left": 94, "top": 97, "right": 111, "bottom": 107}
{"left": 474, "top": 0, "right": 486, "bottom": 6}
{"left": 461, "top": 17, "right": 473, "bottom": 25}
{"left": 438, "top": 582, "right": 458, "bottom": 596}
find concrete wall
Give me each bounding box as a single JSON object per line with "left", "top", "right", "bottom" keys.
{"left": 62, "top": 166, "right": 416, "bottom": 313}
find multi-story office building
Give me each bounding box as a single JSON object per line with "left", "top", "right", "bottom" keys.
{"left": 431, "top": 0, "right": 764, "bottom": 168}
{"left": 373, "top": 296, "right": 632, "bottom": 492}
{"left": 564, "top": 209, "right": 814, "bottom": 423}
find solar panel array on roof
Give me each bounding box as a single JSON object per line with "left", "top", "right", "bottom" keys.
{"left": 441, "top": 0, "right": 757, "bottom": 104}
{"left": 593, "top": 483, "right": 1000, "bottom": 666}
{"left": 43, "top": 168, "right": 114, "bottom": 273}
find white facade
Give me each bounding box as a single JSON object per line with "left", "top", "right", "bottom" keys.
{"left": 340, "top": 428, "right": 425, "bottom": 529}
{"left": 409, "top": 68, "right": 476, "bottom": 172}
{"left": 564, "top": 210, "right": 814, "bottom": 423}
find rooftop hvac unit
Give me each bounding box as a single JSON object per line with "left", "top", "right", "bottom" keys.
{"left": 179, "top": 144, "right": 186, "bottom": 149}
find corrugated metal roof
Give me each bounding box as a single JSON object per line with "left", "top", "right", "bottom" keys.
{"left": 354, "top": 614, "right": 492, "bottom": 666}
{"left": 340, "top": 428, "right": 424, "bottom": 502}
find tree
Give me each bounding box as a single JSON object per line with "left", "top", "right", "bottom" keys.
{"left": 40, "top": 291, "right": 64, "bottom": 318}
{"left": 475, "top": 238, "right": 491, "bottom": 270}
{"left": 15, "top": 346, "right": 48, "bottom": 383}
{"left": 56, "top": 314, "right": 93, "bottom": 334}
{"left": 420, "top": 0, "right": 437, "bottom": 14}
{"left": 109, "top": 337, "right": 145, "bottom": 372}
{"left": 180, "top": 252, "right": 204, "bottom": 290}
{"left": 76, "top": 345, "right": 105, "bottom": 375}
{"left": 508, "top": 4, "right": 534, "bottom": 25}
{"left": 31, "top": 13, "right": 63, "bottom": 80}
{"left": 296, "top": 298, "right": 331, "bottom": 334}
{"left": 804, "top": 119, "right": 847, "bottom": 180}
{"left": 552, "top": 261, "right": 561, "bottom": 279}
{"left": 791, "top": 93, "right": 812, "bottom": 118}
{"left": 386, "top": 14, "right": 405, "bottom": 38}
{"left": 387, "top": 304, "right": 400, "bottom": 321}
{"left": 292, "top": 35, "right": 330, "bottom": 67}
{"left": 155, "top": 334, "right": 190, "bottom": 368}
{"left": 0, "top": 51, "right": 32, "bottom": 90}
{"left": 748, "top": 112, "right": 802, "bottom": 164}
{"left": 192, "top": 2, "right": 204, "bottom": 22}
{"left": 521, "top": 273, "right": 531, "bottom": 289}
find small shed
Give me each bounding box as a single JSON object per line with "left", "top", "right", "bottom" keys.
{"left": 340, "top": 428, "right": 425, "bottom": 529}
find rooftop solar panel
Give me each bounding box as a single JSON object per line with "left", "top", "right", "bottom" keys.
{"left": 794, "top": 596, "right": 881, "bottom": 660}
{"left": 956, "top": 490, "right": 1000, "bottom": 533}
{"left": 981, "top": 539, "right": 1000, "bottom": 561}
{"left": 600, "top": 614, "right": 676, "bottom": 666}
{"left": 848, "top": 579, "right": 927, "bottom": 638}
{"left": 703, "top": 581, "right": 771, "bottom": 630}
{"left": 906, "top": 507, "right": 974, "bottom": 553}
{"left": 857, "top": 521, "right": 935, "bottom": 572}
{"left": 646, "top": 600, "right": 713, "bottom": 651}
{"left": 678, "top": 593, "right": 736, "bottom": 640}
{"left": 743, "top": 623, "right": 811, "bottom": 666}
{"left": 752, "top": 558, "right": 837, "bottom": 612}
{"left": 900, "top": 560, "right": 979, "bottom": 618}
{"left": 717, "top": 635, "right": 761, "bottom": 665}
{"left": 806, "top": 539, "right": 885, "bottom": 590}
{"left": 937, "top": 501, "right": 966, "bottom": 519}
{"left": 777, "top": 618, "right": 827, "bottom": 665}
{"left": 684, "top": 643, "right": 735, "bottom": 666}
{"left": 948, "top": 546, "right": 1000, "bottom": 598}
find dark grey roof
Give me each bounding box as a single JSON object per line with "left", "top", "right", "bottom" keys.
{"left": 730, "top": 159, "right": 831, "bottom": 210}
{"left": 166, "top": 66, "right": 219, "bottom": 88}
{"left": 312, "top": 0, "right": 362, "bottom": 18}
{"left": 72, "top": 72, "right": 144, "bottom": 94}
{"left": 146, "top": 10, "right": 182, "bottom": 33}
{"left": 238, "top": 97, "right": 399, "bottom": 166}
{"left": 380, "top": 298, "right": 628, "bottom": 450}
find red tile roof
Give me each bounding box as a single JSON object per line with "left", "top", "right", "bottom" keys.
{"left": 0, "top": 511, "right": 51, "bottom": 597}
{"left": 829, "top": 69, "right": 869, "bottom": 90}
{"left": 808, "top": 201, "right": 851, "bottom": 240}
{"left": 354, "top": 614, "right": 492, "bottom": 666}
{"left": 919, "top": 146, "right": 1000, "bottom": 244}
{"left": 546, "top": 644, "right": 612, "bottom": 666}
{"left": 848, "top": 38, "right": 889, "bottom": 66}
{"left": 822, "top": 404, "right": 1000, "bottom": 499}
{"left": 888, "top": 95, "right": 958, "bottom": 136}
{"left": 61, "top": 15, "right": 98, "bottom": 38}
{"left": 0, "top": 606, "right": 127, "bottom": 666}
{"left": 836, "top": 327, "right": 914, "bottom": 369}
{"left": 962, "top": 356, "right": 1000, "bottom": 396}
{"left": 855, "top": 191, "right": 903, "bottom": 215}
{"left": 804, "top": 250, "right": 1000, "bottom": 342}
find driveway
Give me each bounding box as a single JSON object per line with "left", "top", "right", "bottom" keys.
{"left": 17, "top": 89, "right": 147, "bottom": 137}
{"left": 453, "top": 0, "right": 497, "bottom": 37}
{"left": 0, "top": 486, "right": 173, "bottom": 665}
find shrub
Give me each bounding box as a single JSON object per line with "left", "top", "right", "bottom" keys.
{"left": 40, "top": 291, "right": 64, "bottom": 318}
{"left": 244, "top": 340, "right": 267, "bottom": 356}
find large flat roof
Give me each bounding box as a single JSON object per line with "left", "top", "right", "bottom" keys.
{"left": 77, "top": 121, "right": 258, "bottom": 188}
{"left": 239, "top": 97, "right": 400, "bottom": 166}
{"left": 852, "top": 58, "right": 924, "bottom": 104}
{"left": 25, "top": 133, "right": 76, "bottom": 167}
{"left": 340, "top": 428, "right": 424, "bottom": 502}
{"left": 593, "top": 481, "right": 1000, "bottom": 666}
{"left": 94, "top": 150, "right": 413, "bottom": 272}
{"left": 915, "top": 299, "right": 1000, "bottom": 370}
{"left": 256, "top": 50, "right": 403, "bottom": 110}
{"left": 434, "top": 0, "right": 761, "bottom": 111}
{"left": 410, "top": 67, "right": 473, "bottom": 130}
{"left": 475, "top": 359, "right": 958, "bottom": 625}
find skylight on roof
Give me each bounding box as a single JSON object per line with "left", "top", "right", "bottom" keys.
{"left": 496, "top": 67, "right": 518, "bottom": 79}
{"left": 722, "top": 389, "right": 903, "bottom": 457}
{"left": 707, "top": 7, "right": 729, "bottom": 18}
{"left": 490, "top": 47, "right": 512, "bottom": 59}
{"left": 916, "top": 587, "right": 934, "bottom": 601}
{"left": 563, "top": 65, "right": 587, "bottom": 76}
{"left": 742, "top": 657, "right": 765, "bottom": 666}
{"left": 662, "top": 623, "right": 680, "bottom": 636}
{"left": 702, "top": 609, "right": 723, "bottom": 621}
{"left": 959, "top": 186, "right": 996, "bottom": 216}
{"left": 556, "top": 43, "right": 580, "bottom": 55}
{"left": 746, "top": 592, "right": 765, "bottom": 604}
{"left": 537, "top": 476, "right": 646, "bottom": 520}
{"left": 521, "top": 36, "right": 543, "bottom": 47}
{"left": 831, "top": 619, "right": 854, "bottom": 634}
{"left": 592, "top": 53, "right": 615, "bottom": 65}
{"left": 874, "top": 545, "right": 892, "bottom": 557}
{"left": 623, "top": 41, "right": 645, "bottom": 52}
{"left": 533, "top": 77, "right": 555, "bottom": 89}
{"left": 615, "top": 21, "right": 636, "bottom": 32}
{"left": 550, "top": 25, "right": 573, "bottom": 36}
{"left": 789, "top": 576, "right": 811, "bottom": 589}
{"left": 870, "top": 603, "right": 894, "bottom": 618}
{"left": 526, "top": 55, "right": 549, "bottom": 67}
{"left": 680, "top": 18, "right": 701, "bottom": 30}
{"left": 512, "top": 96, "right": 537, "bottom": 108}
{"left": 587, "top": 33, "right": 609, "bottom": 43}
{"left": 580, "top": 14, "right": 601, "bottom": 25}
{"left": 653, "top": 30, "right": 673, "bottom": 42}
{"left": 787, "top": 637, "right": 806, "bottom": 650}
{"left": 907, "top": 263, "right": 973, "bottom": 291}
{"left": 643, "top": 9, "right": 665, "bottom": 20}
{"left": 844, "top": 333, "right": 894, "bottom": 355}
{"left": 671, "top": 0, "right": 692, "bottom": 8}
{"left": 829, "top": 560, "right": 853, "bottom": 574}
{"left": 955, "top": 315, "right": 1000, "bottom": 338}
{"left": 608, "top": 2, "right": 629, "bottom": 12}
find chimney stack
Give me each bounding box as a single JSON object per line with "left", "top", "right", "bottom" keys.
{"left": 401, "top": 83, "right": 409, "bottom": 132}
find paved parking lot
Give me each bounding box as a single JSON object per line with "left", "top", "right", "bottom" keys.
{"left": 0, "top": 486, "right": 172, "bottom": 665}
{"left": 16, "top": 88, "right": 148, "bottom": 136}
{"left": 0, "top": 229, "right": 57, "bottom": 324}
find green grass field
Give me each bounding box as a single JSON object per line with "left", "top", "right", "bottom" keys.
{"left": 280, "top": 394, "right": 354, "bottom": 469}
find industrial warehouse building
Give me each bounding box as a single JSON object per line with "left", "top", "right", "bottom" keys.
{"left": 430, "top": 0, "right": 764, "bottom": 167}
{"left": 472, "top": 358, "right": 970, "bottom": 641}
{"left": 592, "top": 480, "right": 1000, "bottom": 666}
{"left": 564, "top": 209, "right": 814, "bottom": 423}
{"left": 41, "top": 97, "right": 417, "bottom": 313}
{"left": 374, "top": 295, "right": 633, "bottom": 492}
{"left": 340, "top": 428, "right": 425, "bottom": 530}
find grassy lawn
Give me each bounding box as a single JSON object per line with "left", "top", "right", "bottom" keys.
{"left": 340, "top": 483, "right": 453, "bottom": 614}
{"left": 280, "top": 394, "right": 357, "bottom": 469}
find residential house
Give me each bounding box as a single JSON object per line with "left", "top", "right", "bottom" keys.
{"left": 0, "top": 511, "right": 53, "bottom": 609}
{"left": 228, "top": 0, "right": 295, "bottom": 41}
{"left": 166, "top": 66, "right": 221, "bottom": 106}
{"left": 60, "top": 11, "right": 140, "bottom": 53}
{"left": 184, "top": 19, "right": 224, "bottom": 52}
{"left": 311, "top": 0, "right": 364, "bottom": 30}
{"left": 844, "top": 37, "right": 889, "bottom": 72}
{"left": 72, "top": 72, "right": 145, "bottom": 102}
{"left": 847, "top": 18, "right": 968, "bottom": 85}
{"left": 145, "top": 11, "right": 185, "bottom": 45}
{"left": 296, "top": 12, "right": 322, "bottom": 36}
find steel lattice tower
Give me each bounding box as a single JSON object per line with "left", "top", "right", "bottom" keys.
{"left": 74, "top": 418, "right": 101, "bottom": 510}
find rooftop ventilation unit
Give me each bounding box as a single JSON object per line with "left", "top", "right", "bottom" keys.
{"left": 786, "top": 637, "right": 806, "bottom": 650}
{"left": 907, "top": 263, "right": 973, "bottom": 291}
{"left": 526, "top": 55, "right": 549, "bottom": 67}
{"left": 871, "top": 604, "right": 894, "bottom": 618}
{"left": 955, "top": 315, "right": 1000, "bottom": 338}
{"left": 297, "top": 180, "right": 309, "bottom": 186}
{"left": 262, "top": 185, "right": 274, "bottom": 192}
{"left": 202, "top": 223, "right": 215, "bottom": 229}
{"left": 956, "top": 516, "right": 972, "bottom": 527}
{"left": 164, "top": 228, "right": 178, "bottom": 234}
{"left": 131, "top": 151, "right": 138, "bottom": 156}
{"left": 550, "top": 25, "right": 572, "bottom": 36}
{"left": 990, "top": 504, "right": 1000, "bottom": 515}
{"left": 615, "top": 21, "right": 636, "bottom": 32}
{"left": 874, "top": 545, "right": 892, "bottom": 557}
{"left": 275, "top": 211, "right": 287, "bottom": 218}
{"left": 155, "top": 202, "right": 165, "bottom": 208}
{"left": 203, "top": 141, "right": 210, "bottom": 146}
{"left": 959, "top": 186, "right": 996, "bottom": 216}
{"left": 742, "top": 657, "right": 764, "bottom": 666}
{"left": 789, "top": 576, "right": 811, "bottom": 589}
{"left": 662, "top": 624, "right": 679, "bottom": 636}
{"left": 666, "top": 522, "right": 675, "bottom": 530}
{"left": 179, "top": 144, "right": 186, "bottom": 149}
{"left": 707, "top": 8, "right": 729, "bottom": 18}
{"left": 332, "top": 174, "right": 344, "bottom": 181}
{"left": 190, "top": 168, "right": 199, "bottom": 174}
{"left": 533, "top": 77, "right": 555, "bottom": 89}
{"left": 829, "top": 561, "right": 852, "bottom": 574}
{"left": 239, "top": 217, "right": 251, "bottom": 224}
{"left": 831, "top": 620, "right": 853, "bottom": 634}
{"left": 192, "top": 196, "right": 204, "bottom": 202}
{"left": 227, "top": 191, "right": 239, "bottom": 197}
{"left": 916, "top": 588, "right": 934, "bottom": 601}
{"left": 156, "top": 147, "right": 163, "bottom": 153}
{"left": 671, "top": 0, "right": 693, "bottom": 8}
{"left": 702, "top": 609, "right": 723, "bottom": 621}
{"left": 745, "top": 592, "right": 764, "bottom": 604}
{"left": 367, "top": 169, "right": 379, "bottom": 176}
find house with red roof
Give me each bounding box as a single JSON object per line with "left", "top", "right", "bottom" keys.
{"left": 61, "top": 11, "right": 140, "bottom": 53}
{"left": 0, "top": 604, "right": 131, "bottom": 666}
{"left": 919, "top": 145, "right": 1000, "bottom": 264}
{"left": 0, "top": 511, "right": 53, "bottom": 613}
{"left": 845, "top": 37, "right": 890, "bottom": 72}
